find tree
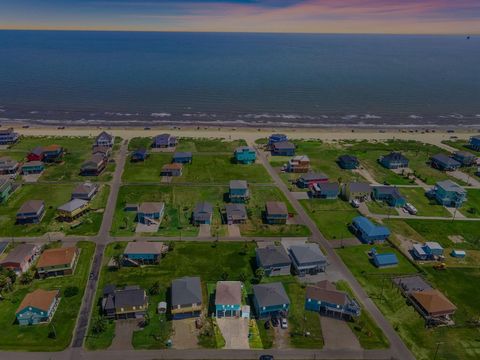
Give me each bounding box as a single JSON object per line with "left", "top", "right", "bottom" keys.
{"left": 220, "top": 271, "right": 229, "bottom": 281}
{"left": 255, "top": 267, "right": 265, "bottom": 282}
{"left": 112, "top": 254, "right": 123, "bottom": 269}
{"left": 239, "top": 272, "right": 247, "bottom": 283}
{"left": 149, "top": 281, "right": 161, "bottom": 295}
{"left": 92, "top": 316, "right": 107, "bottom": 334}
{"left": 20, "top": 271, "right": 34, "bottom": 285}
{"left": 64, "top": 286, "right": 79, "bottom": 298}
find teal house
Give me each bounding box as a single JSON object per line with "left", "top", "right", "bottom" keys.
{"left": 229, "top": 180, "right": 249, "bottom": 203}
{"left": 372, "top": 186, "right": 406, "bottom": 207}
{"left": 16, "top": 289, "right": 60, "bottom": 326}
{"left": 253, "top": 282, "right": 290, "bottom": 319}
{"left": 430, "top": 180, "right": 467, "bottom": 208}
{"left": 215, "top": 281, "right": 242, "bottom": 318}
{"left": 21, "top": 161, "right": 45, "bottom": 175}
{"left": 234, "top": 146, "right": 256, "bottom": 164}
{"left": 0, "top": 179, "right": 13, "bottom": 203}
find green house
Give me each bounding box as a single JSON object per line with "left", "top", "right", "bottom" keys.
{"left": 0, "top": 179, "right": 13, "bottom": 203}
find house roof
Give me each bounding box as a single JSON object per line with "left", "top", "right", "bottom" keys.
{"left": 138, "top": 202, "right": 164, "bottom": 214}
{"left": 154, "top": 133, "right": 176, "bottom": 145}
{"left": 162, "top": 163, "right": 183, "bottom": 170}
{"left": 225, "top": 203, "right": 247, "bottom": 220}
{"left": 300, "top": 172, "right": 328, "bottom": 181}
{"left": 273, "top": 141, "right": 295, "bottom": 150}
{"left": 96, "top": 131, "right": 113, "bottom": 142}
{"left": 374, "top": 186, "right": 404, "bottom": 200}
{"left": 0, "top": 156, "right": 18, "bottom": 168}
{"left": 58, "top": 199, "right": 88, "bottom": 212}
{"left": 0, "top": 243, "right": 37, "bottom": 265}
{"left": 338, "top": 154, "right": 358, "bottom": 163}
{"left": 124, "top": 241, "right": 167, "bottom": 255}
{"left": 114, "top": 286, "right": 148, "bottom": 308}
{"left": 133, "top": 148, "right": 147, "bottom": 156}
{"left": 436, "top": 180, "right": 466, "bottom": 194}
{"left": 348, "top": 182, "right": 371, "bottom": 193}
{"left": 0, "top": 128, "right": 15, "bottom": 135}
{"left": 269, "top": 134, "right": 287, "bottom": 140}
{"left": 171, "top": 276, "right": 202, "bottom": 307}
{"left": 306, "top": 281, "right": 349, "bottom": 306}
{"left": 72, "top": 182, "right": 98, "bottom": 195}
{"left": 425, "top": 242, "right": 443, "bottom": 251}
{"left": 253, "top": 282, "right": 290, "bottom": 307}
{"left": 230, "top": 180, "right": 248, "bottom": 189}
{"left": 194, "top": 202, "right": 213, "bottom": 220}
{"left": 431, "top": 153, "right": 461, "bottom": 167}
{"left": 173, "top": 151, "right": 192, "bottom": 158}
{"left": 82, "top": 153, "right": 105, "bottom": 167}
{"left": 290, "top": 155, "right": 310, "bottom": 162}
{"left": 315, "top": 182, "right": 339, "bottom": 192}
{"left": 289, "top": 244, "right": 326, "bottom": 265}
{"left": 412, "top": 244, "right": 427, "bottom": 256}
{"left": 18, "top": 200, "right": 44, "bottom": 214}
{"left": 381, "top": 152, "right": 408, "bottom": 162}
{"left": 265, "top": 201, "right": 288, "bottom": 215}
{"left": 373, "top": 253, "right": 398, "bottom": 266}
{"left": 235, "top": 146, "right": 255, "bottom": 153}
{"left": 22, "top": 161, "right": 44, "bottom": 168}
{"left": 0, "top": 178, "right": 12, "bottom": 191}
{"left": 353, "top": 216, "right": 391, "bottom": 237}
{"left": 37, "top": 247, "right": 77, "bottom": 268}
{"left": 30, "top": 147, "right": 44, "bottom": 156}
{"left": 410, "top": 289, "right": 456, "bottom": 314}
{"left": 454, "top": 151, "right": 475, "bottom": 158}
{"left": 16, "top": 289, "right": 59, "bottom": 314}
{"left": 256, "top": 245, "right": 291, "bottom": 268}
{"left": 92, "top": 146, "right": 111, "bottom": 155}
{"left": 42, "top": 144, "right": 62, "bottom": 152}
{"left": 215, "top": 281, "right": 242, "bottom": 305}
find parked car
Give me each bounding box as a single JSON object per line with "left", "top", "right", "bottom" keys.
{"left": 259, "top": 356, "right": 274, "bottom": 360}
{"left": 271, "top": 317, "right": 279, "bottom": 327}
{"left": 404, "top": 202, "right": 418, "bottom": 215}
{"left": 350, "top": 199, "right": 360, "bottom": 208}
{"left": 264, "top": 320, "right": 271, "bottom": 330}
{"left": 281, "top": 318, "right": 288, "bottom": 329}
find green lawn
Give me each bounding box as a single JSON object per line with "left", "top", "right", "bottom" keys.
{"left": 128, "top": 137, "right": 247, "bottom": 153}
{"left": 300, "top": 199, "right": 359, "bottom": 240}
{"left": 366, "top": 200, "right": 397, "bottom": 216}
{"left": 463, "top": 189, "right": 480, "bottom": 218}
{"left": 0, "top": 184, "right": 109, "bottom": 237}
{"left": 122, "top": 153, "right": 171, "bottom": 182}
{"left": 442, "top": 140, "right": 477, "bottom": 153}
{"left": 0, "top": 241, "right": 94, "bottom": 351}
{"left": 400, "top": 187, "right": 451, "bottom": 217}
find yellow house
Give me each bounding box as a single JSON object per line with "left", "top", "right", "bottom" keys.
{"left": 342, "top": 182, "right": 371, "bottom": 201}
{"left": 57, "top": 199, "right": 90, "bottom": 222}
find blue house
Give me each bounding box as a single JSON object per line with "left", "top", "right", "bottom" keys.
{"left": 372, "top": 186, "right": 406, "bottom": 207}
{"left": 152, "top": 133, "right": 177, "bottom": 148}
{"left": 271, "top": 141, "right": 295, "bottom": 156}
{"left": 379, "top": 152, "right": 409, "bottom": 169}
{"left": 234, "top": 146, "right": 256, "bottom": 164}
{"left": 0, "top": 128, "right": 19, "bottom": 145}
{"left": 305, "top": 280, "right": 360, "bottom": 318}
{"left": 453, "top": 151, "right": 476, "bottom": 166}
{"left": 136, "top": 202, "right": 165, "bottom": 225}
{"left": 469, "top": 136, "right": 480, "bottom": 151}
{"left": 253, "top": 282, "right": 290, "bottom": 319}
{"left": 123, "top": 241, "right": 167, "bottom": 265}
{"left": 311, "top": 182, "right": 340, "bottom": 199}
{"left": 215, "top": 281, "right": 242, "bottom": 318}
{"left": 337, "top": 155, "right": 359, "bottom": 170}
{"left": 131, "top": 148, "right": 148, "bottom": 162}
{"left": 173, "top": 152, "right": 193, "bottom": 164}
{"left": 268, "top": 134, "right": 288, "bottom": 146}
{"left": 21, "top": 161, "right": 44, "bottom": 175}
{"left": 229, "top": 180, "right": 249, "bottom": 203}
{"left": 430, "top": 154, "right": 461, "bottom": 171}
{"left": 351, "top": 216, "right": 390, "bottom": 243}
{"left": 16, "top": 289, "right": 60, "bottom": 326}
{"left": 265, "top": 201, "right": 288, "bottom": 224}
{"left": 192, "top": 201, "right": 213, "bottom": 225}
{"left": 412, "top": 242, "right": 444, "bottom": 260}
{"left": 371, "top": 251, "right": 399, "bottom": 268}
{"left": 430, "top": 180, "right": 467, "bottom": 207}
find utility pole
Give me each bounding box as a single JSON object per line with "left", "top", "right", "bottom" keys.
{"left": 433, "top": 341, "right": 444, "bottom": 360}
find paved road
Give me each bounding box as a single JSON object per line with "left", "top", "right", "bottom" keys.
{"left": 254, "top": 146, "right": 415, "bottom": 360}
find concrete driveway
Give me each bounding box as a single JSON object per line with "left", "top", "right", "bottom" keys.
{"left": 198, "top": 224, "right": 211, "bottom": 237}
{"left": 320, "top": 316, "right": 361, "bottom": 350}
{"left": 109, "top": 320, "right": 138, "bottom": 350}
{"left": 172, "top": 318, "right": 200, "bottom": 349}
{"left": 216, "top": 318, "right": 249, "bottom": 349}
{"left": 227, "top": 224, "right": 241, "bottom": 237}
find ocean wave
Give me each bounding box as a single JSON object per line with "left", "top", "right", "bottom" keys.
{"left": 151, "top": 112, "right": 171, "bottom": 117}
{"left": 360, "top": 114, "right": 382, "bottom": 119}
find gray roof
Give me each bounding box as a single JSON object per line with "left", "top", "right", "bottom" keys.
{"left": 0, "top": 156, "right": 18, "bottom": 169}
{"left": 253, "top": 282, "right": 290, "bottom": 308}
{"left": 436, "top": 180, "right": 466, "bottom": 194}
{"left": 300, "top": 172, "right": 328, "bottom": 181}
{"left": 348, "top": 182, "right": 371, "bottom": 193}
{"left": 114, "top": 286, "right": 148, "bottom": 308}
{"left": 455, "top": 151, "right": 475, "bottom": 158}
{"left": 82, "top": 153, "right": 105, "bottom": 168}
{"left": 171, "top": 277, "right": 202, "bottom": 307}
{"left": 72, "top": 182, "right": 98, "bottom": 195}
{"left": 273, "top": 141, "right": 295, "bottom": 150}
{"left": 265, "top": 201, "right": 288, "bottom": 216}
{"left": 124, "top": 241, "right": 166, "bottom": 255}
{"left": 18, "top": 200, "right": 44, "bottom": 214}
{"left": 215, "top": 281, "right": 242, "bottom": 305}
{"left": 289, "top": 244, "right": 326, "bottom": 265}
{"left": 96, "top": 131, "right": 113, "bottom": 142}
{"left": 230, "top": 180, "right": 248, "bottom": 189}
{"left": 58, "top": 199, "right": 88, "bottom": 212}
{"left": 256, "top": 245, "right": 291, "bottom": 268}
{"left": 22, "top": 161, "right": 43, "bottom": 167}
{"left": 316, "top": 182, "right": 340, "bottom": 192}
{"left": 0, "top": 243, "right": 37, "bottom": 265}
{"left": 431, "top": 153, "right": 461, "bottom": 167}
{"left": 194, "top": 202, "right": 213, "bottom": 220}
{"left": 225, "top": 203, "right": 247, "bottom": 220}
{"left": 138, "top": 202, "right": 165, "bottom": 214}
{"left": 381, "top": 152, "right": 408, "bottom": 162}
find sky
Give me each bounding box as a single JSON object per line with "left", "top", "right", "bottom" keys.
{"left": 1, "top": 0, "right": 480, "bottom": 34}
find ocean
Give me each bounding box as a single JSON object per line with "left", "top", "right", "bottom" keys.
{"left": 0, "top": 30, "right": 479, "bottom": 128}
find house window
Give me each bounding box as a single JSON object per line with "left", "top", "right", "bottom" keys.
{"left": 308, "top": 299, "right": 311, "bottom": 302}
{"left": 121, "top": 307, "right": 124, "bottom": 312}
{"left": 133, "top": 306, "right": 136, "bottom": 310}
{"left": 262, "top": 307, "right": 266, "bottom": 310}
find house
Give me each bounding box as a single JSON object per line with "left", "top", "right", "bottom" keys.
{"left": 192, "top": 201, "right": 213, "bottom": 225}
{"left": 92, "top": 145, "right": 111, "bottom": 159}
{"left": 469, "top": 136, "right": 480, "bottom": 151}
{"left": 171, "top": 276, "right": 203, "bottom": 319}
{"left": 337, "top": 155, "right": 359, "bottom": 169}
{"left": 409, "top": 289, "right": 456, "bottom": 323}
{"left": 153, "top": 133, "right": 177, "bottom": 148}
{"left": 229, "top": 180, "right": 249, "bottom": 203}
{"left": 0, "top": 179, "right": 13, "bottom": 203}
{"left": 379, "top": 152, "right": 409, "bottom": 169}
{"left": 271, "top": 141, "right": 295, "bottom": 156}
{"left": 372, "top": 186, "right": 406, "bottom": 207}
{"left": 265, "top": 201, "right": 288, "bottom": 225}
{"left": 41, "top": 145, "right": 64, "bottom": 163}
{"left": 412, "top": 242, "right": 444, "bottom": 260}
{"left": 71, "top": 182, "right": 98, "bottom": 201}
{"left": 256, "top": 245, "right": 292, "bottom": 277}
{"left": 297, "top": 172, "right": 328, "bottom": 188}
{"left": 21, "top": 161, "right": 44, "bottom": 175}
{"left": 286, "top": 155, "right": 310, "bottom": 173}
{"left": 102, "top": 285, "right": 149, "bottom": 319}
{"left": 268, "top": 134, "right": 288, "bottom": 146}
{"left": 172, "top": 152, "right": 193, "bottom": 164}
{"left": 0, "top": 128, "right": 19, "bottom": 145}
{"left": 234, "top": 146, "right": 256, "bottom": 164}
{"left": 0, "top": 243, "right": 40, "bottom": 274}
{"left": 131, "top": 148, "right": 148, "bottom": 162}
{"left": 16, "top": 200, "right": 46, "bottom": 224}
{"left": 289, "top": 244, "right": 327, "bottom": 276}
{"left": 80, "top": 154, "right": 106, "bottom": 176}
{"left": 372, "top": 252, "right": 399, "bottom": 268}
{"left": 311, "top": 182, "right": 340, "bottom": 199}
{"left": 123, "top": 241, "right": 167, "bottom": 265}
{"left": 57, "top": 199, "right": 90, "bottom": 222}
{"left": 305, "top": 280, "right": 360, "bottom": 318}
{"left": 95, "top": 131, "right": 115, "bottom": 147}
{"left": 225, "top": 203, "right": 247, "bottom": 224}
{"left": 0, "top": 157, "right": 19, "bottom": 175}
{"left": 430, "top": 154, "right": 461, "bottom": 171}
{"left": 137, "top": 202, "right": 165, "bottom": 225}
{"left": 342, "top": 182, "right": 371, "bottom": 201}
{"left": 453, "top": 151, "right": 476, "bottom": 166}
{"left": 16, "top": 289, "right": 60, "bottom": 326}
{"left": 160, "top": 163, "right": 183, "bottom": 177}
{"left": 215, "top": 281, "right": 242, "bottom": 318}
{"left": 351, "top": 216, "right": 390, "bottom": 243}
{"left": 27, "top": 147, "right": 44, "bottom": 162}
{"left": 451, "top": 249, "right": 466, "bottom": 258}
{"left": 253, "top": 282, "right": 290, "bottom": 319}
{"left": 36, "top": 247, "right": 79, "bottom": 278}
{"left": 430, "top": 180, "right": 466, "bottom": 207}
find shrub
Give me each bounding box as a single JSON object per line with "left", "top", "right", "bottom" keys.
{"left": 64, "top": 286, "right": 79, "bottom": 298}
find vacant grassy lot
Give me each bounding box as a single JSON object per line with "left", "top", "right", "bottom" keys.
{"left": 122, "top": 153, "right": 171, "bottom": 182}
{"left": 442, "top": 139, "right": 478, "bottom": 153}
{"left": 0, "top": 184, "right": 109, "bottom": 237}
{"left": 300, "top": 199, "right": 359, "bottom": 240}
{"left": 400, "top": 187, "right": 451, "bottom": 217}
{"left": 128, "top": 137, "right": 247, "bottom": 153}
{"left": 0, "top": 241, "right": 94, "bottom": 351}
{"left": 463, "top": 189, "right": 480, "bottom": 218}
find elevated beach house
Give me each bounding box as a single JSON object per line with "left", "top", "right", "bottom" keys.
{"left": 102, "top": 285, "right": 149, "bottom": 319}
{"left": 256, "top": 245, "right": 292, "bottom": 277}
{"left": 351, "top": 216, "right": 390, "bottom": 243}
{"left": 469, "top": 136, "right": 480, "bottom": 151}
{"left": 71, "top": 182, "right": 98, "bottom": 201}
{"left": 337, "top": 154, "right": 359, "bottom": 170}
{"left": 131, "top": 148, "right": 148, "bottom": 162}
{"left": 41, "top": 145, "right": 64, "bottom": 163}
{"left": 409, "top": 289, "right": 456, "bottom": 325}
{"left": 171, "top": 276, "right": 203, "bottom": 319}
{"left": 297, "top": 172, "right": 328, "bottom": 188}
{"left": 342, "top": 182, "right": 371, "bottom": 201}
{"left": 271, "top": 141, "right": 295, "bottom": 156}
{"left": 0, "top": 243, "right": 40, "bottom": 274}
{"left": 430, "top": 154, "right": 461, "bottom": 171}
{"left": 372, "top": 186, "right": 406, "bottom": 207}
{"left": 80, "top": 153, "right": 106, "bottom": 176}
{"left": 224, "top": 203, "right": 247, "bottom": 224}
{"left": 429, "top": 180, "right": 466, "bottom": 207}
{"left": 253, "top": 282, "right": 290, "bottom": 319}
{"left": 215, "top": 281, "right": 242, "bottom": 318}
{"left": 172, "top": 152, "right": 193, "bottom": 164}
{"left": 192, "top": 201, "right": 213, "bottom": 225}
{"left": 289, "top": 244, "right": 327, "bottom": 276}
{"left": 160, "top": 163, "right": 183, "bottom": 177}
{"left": 123, "top": 241, "right": 167, "bottom": 265}
{"left": 305, "top": 280, "right": 361, "bottom": 319}
{"left": 16, "top": 200, "right": 46, "bottom": 224}
{"left": 311, "top": 182, "right": 340, "bottom": 199}
{"left": 95, "top": 131, "right": 115, "bottom": 147}
{"left": 21, "top": 161, "right": 44, "bottom": 175}
{"left": 0, "top": 156, "right": 19, "bottom": 175}
{"left": 0, "top": 179, "right": 13, "bottom": 203}
{"left": 57, "top": 199, "right": 89, "bottom": 222}
{"left": 229, "top": 180, "right": 249, "bottom": 203}
{"left": 36, "top": 247, "right": 79, "bottom": 278}
{"left": 153, "top": 133, "right": 177, "bottom": 148}
{"left": 0, "top": 128, "right": 19, "bottom": 145}
{"left": 92, "top": 145, "right": 111, "bottom": 159}
{"left": 234, "top": 146, "right": 256, "bottom": 164}
{"left": 286, "top": 155, "right": 310, "bottom": 173}
{"left": 453, "top": 151, "right": 476, "bottom": 166}
{"left": 27, "top": 147, "right": 44, "bottom": 162}
{"left": 265, "top": 201, "right": 288, "bottom": 224}
{"left": 16, "top": 289, "right": 60, "bottom": 326}
{"left": 268, "top": 134, "right": 288, "bottom": 147}
{"left": 137, "top": 202, "right": 165, "bottom": 225}
{"left": 379, "top": 152, "right": 409, "bottom": 169}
